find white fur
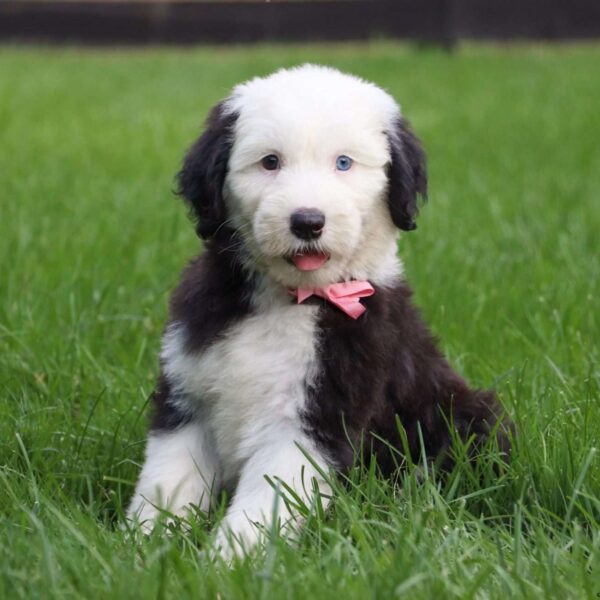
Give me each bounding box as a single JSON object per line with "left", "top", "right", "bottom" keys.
{"left": 127, "top": 421, "right": 218, "bottom": 532}
{"left": 162, "top": 280, "right": 321, "bottom": 486}
{"left": 223, "top": 64, "right": 403, "bottom": 289}
{"left": 128, "top": 65, "right": 406, "bottom": 554}
{"left": 129, "top": 279, "right": 331, "bottom": 553}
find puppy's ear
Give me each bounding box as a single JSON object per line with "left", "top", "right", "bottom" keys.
{"left": 177, "top": 102, "right": 237, "bottom": 239}
{"left": 386, "top": 117, "right": 427, "bottom": 231}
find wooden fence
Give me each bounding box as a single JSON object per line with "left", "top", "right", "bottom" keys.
{"left": 1, "top": 0, "right": 599, "bottom": 45}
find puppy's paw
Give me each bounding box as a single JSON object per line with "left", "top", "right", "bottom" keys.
{"left": 125, "top": 497, "right": 165, "bottom": 534}
{"left": 212, "top": 513, "right": 265, "bottom": 561}
{"left": 126, "top": 495, "right": 196, "bottom": 535}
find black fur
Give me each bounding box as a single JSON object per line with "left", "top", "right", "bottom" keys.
{"left": 302, "top": 282, "right": 509, "bottom": 474}
{"left": 177, "top": 102, "right": 238, "bottom": 240}
{"left": 170, "top": 229, "right": 253, "bottom": 355}
{"left": 386, "top": 118, "right": 428, "bottom": 231}
{"left": 150, "top": 373, "right": 193, "bottom": 431}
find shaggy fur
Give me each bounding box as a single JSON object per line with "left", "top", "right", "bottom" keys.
{"left": 127, "top": 64, "right": 510, "bottom": 556}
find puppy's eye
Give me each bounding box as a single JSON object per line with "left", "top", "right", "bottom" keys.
{"left": 261, "top": 154, "right": 280, "bottom": 171}
{"left": 335, "top": 155, "right": 353, "bottom": 171}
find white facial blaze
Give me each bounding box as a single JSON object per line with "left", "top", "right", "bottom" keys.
{"left": 223, "top": 64, "right": 403, "bottom": 288}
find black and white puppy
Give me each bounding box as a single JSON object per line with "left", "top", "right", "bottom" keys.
{"left": 127, "top": 65, "right": 509, "bottom": 554}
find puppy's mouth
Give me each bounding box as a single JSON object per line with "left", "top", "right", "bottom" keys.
{"left": 285, "top": 250, "right": 330, "bottom": 272}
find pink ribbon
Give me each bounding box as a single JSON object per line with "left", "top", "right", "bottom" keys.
{"left": 290, "top": 281, "right": 375, "bottom": 319}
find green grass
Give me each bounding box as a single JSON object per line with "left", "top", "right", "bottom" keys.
{"left": 1, "top": 42, "right": 599, "bottom": 599}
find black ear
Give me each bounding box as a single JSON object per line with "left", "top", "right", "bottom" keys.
{"left": 176, "top": 102, "right": 238, "bottom": 239}
{"left": 386, "top": 117, "right": 428, "bottom": 231}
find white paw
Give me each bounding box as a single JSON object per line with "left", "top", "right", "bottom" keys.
{"left": 126, "top": 494, "right": 196, "bottom": 534}
{"left": 212, "top": 513, "right": 266, "bottom": 560}
{"left": 126, "top": 496, "right": 165, "bottom": 533}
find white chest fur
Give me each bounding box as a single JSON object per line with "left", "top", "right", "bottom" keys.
{"left": 161, "top": 283, "right": 320, "bottom": 486}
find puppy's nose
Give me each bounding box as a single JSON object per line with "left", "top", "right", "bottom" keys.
{"left": 290, "top": 208, "right": 325, "bottom": 240}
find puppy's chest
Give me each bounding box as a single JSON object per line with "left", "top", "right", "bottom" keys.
{"left": 165, "top": 300, "right": 320, "bottom": 466}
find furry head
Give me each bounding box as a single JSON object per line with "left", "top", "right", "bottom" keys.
{"left": 178, "top": 65, "right": 426, "bottom": 289}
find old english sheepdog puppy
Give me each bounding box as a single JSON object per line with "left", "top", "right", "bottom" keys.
{"left": 127, "top": 64, "right": 510, "bottom": 555}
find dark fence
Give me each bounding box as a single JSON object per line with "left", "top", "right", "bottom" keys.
{"left": 1, "top": 0, "right": 599, "bottom": 46}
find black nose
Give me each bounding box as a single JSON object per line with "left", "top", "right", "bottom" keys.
{"left": 290, "top": 208, "right": 326, "bottom": 240}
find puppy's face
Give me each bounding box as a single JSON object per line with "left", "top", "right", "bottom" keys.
{"left": 178, "top": 65, "right": 427, "bottom": 288}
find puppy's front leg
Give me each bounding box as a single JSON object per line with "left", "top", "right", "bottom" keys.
{"left": 127, "top": 421, "right": 218, "bottom": 532}
{"left": 215, "top": 435, "right": 330, "bottom": 557}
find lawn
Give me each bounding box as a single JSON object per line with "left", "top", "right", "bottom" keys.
{"left": 0, "top": 43, "right": 599, "bottom": 599}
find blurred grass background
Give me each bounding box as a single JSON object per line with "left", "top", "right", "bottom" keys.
{"left": 0, "top": 43, "right": 599, "bottom": 598}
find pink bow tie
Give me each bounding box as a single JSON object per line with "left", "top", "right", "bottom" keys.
{"left": 290, "top": 281, "right": 375, "bottom": 319}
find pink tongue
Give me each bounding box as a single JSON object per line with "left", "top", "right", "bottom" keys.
{"left": 292, "top": 252, "right": 328, "bottom": 271}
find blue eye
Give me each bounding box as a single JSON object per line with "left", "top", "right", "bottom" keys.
{"left": 261, "top": 154, "right": 280, "bottom": 171}
{"left": 336, "top": 155, "right": 353, "bottom": 171}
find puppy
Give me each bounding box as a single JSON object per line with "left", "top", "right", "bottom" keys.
{"left": 127, "top": 64, "right": 509, "bottom": 554}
